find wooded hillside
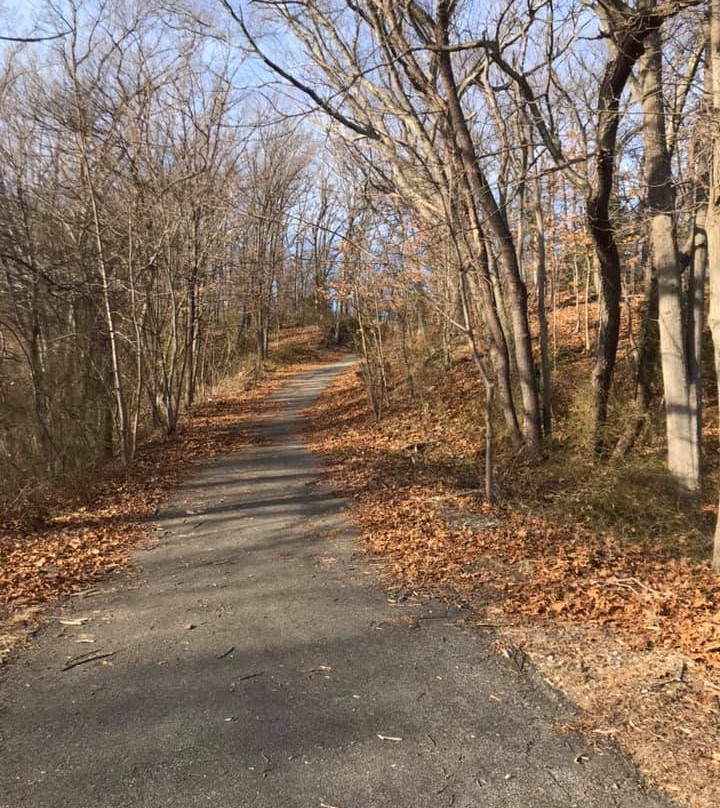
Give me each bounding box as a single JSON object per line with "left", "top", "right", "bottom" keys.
{"left": 2, "top": 1, "right": 720, "bottom": 598}
{"left": 221, "top": 0, "right": 720, "bottom": 571}
{"left": 2, "top": 3, "right": 720, "bottom": 805}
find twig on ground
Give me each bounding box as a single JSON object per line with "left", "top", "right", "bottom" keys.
{"left": 62, "top": 650, "right": 116, "bottom": 671}
{"left": 650, "top": 661, "right": 686, "bottom": 690}
{"left": 238, "top": 670, "right": 265, "bottom": 681}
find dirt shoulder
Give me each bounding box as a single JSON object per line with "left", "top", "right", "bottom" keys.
{"left": 303, "top": 366, "right": 720, "bottom": 808}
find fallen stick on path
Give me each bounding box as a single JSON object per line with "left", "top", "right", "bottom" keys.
{"left": 62, "top": 650, "right": 117, "bottom": 671}
{"left": 238, "top": 670, "right": 265, "bottom": 681}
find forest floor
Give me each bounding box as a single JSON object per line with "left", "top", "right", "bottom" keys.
{"left": 2, "top": 323, "right": 718, "bottom": 807}
{"left": 0, "top": 352, "right": 671, "bottom": 808}
{"left": 303, "top": 360, "right": 720, "bottom": 808}
{"left": 0, "top": 327, "right": 347, "bottom": 662}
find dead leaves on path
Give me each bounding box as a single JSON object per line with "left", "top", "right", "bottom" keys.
{"left": 0, "top": 383, "right": 274, "bottom": 617}
{"left": 0, "top": 343, "right": 346, "bottom": 639}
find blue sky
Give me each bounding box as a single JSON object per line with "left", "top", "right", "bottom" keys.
{"left": 2, "top": 0, "right": 45, "bottom": 35}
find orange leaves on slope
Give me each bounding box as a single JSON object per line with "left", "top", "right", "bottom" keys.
{"left": 304, "top": 360, "right": 720, "bottom": 808}
{"left": 304, "top": 369, "right": 720, "bottom": 671}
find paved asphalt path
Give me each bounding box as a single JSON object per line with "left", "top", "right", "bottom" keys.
{"left": 0, "top": 357, "right": 672, "bottom": 808}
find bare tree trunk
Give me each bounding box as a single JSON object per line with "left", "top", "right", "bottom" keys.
{"left": 641, "top": 29, "right": 700, "bottom": 492}
{"left": 587, "top": 187, "right": 622, "bottom": 457}
{"left": 573, "top": 255, "right": 581, "bottom": 334}
{"left": 689, "top": 204, "right": 707, "bottom": 456}
{"left": 434, "top": 4, "right": 540, "bottom": 453}
{"left": 534, "top": 186, "right": 552, "bottom": 437}
{"left": 79, "top": 142, "right": 129, "bottom": 461}
{"left": 706, "top": 0, "right": 720, "bottom": 570}
{"left": 586, "top": 12, "right": 654, "bottom": 456}
{"left": 444, "top": 121, "right": 522, "bottom": 448}
{"left": 584, "top": 258, "right": 592, "bottom": 353}
{"left": 458, "top": 267, "right": 495, "bottom": 503}
{"left": 464, "top": 245, "right": 522, "bottom": 449}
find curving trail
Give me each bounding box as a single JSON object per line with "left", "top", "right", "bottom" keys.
{"left": 0, "top": 357, "right": 672, "bottom": 808}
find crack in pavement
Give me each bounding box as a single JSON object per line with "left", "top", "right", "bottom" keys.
{"left": 0, "top": 357, "right": 674, "bottom": 807}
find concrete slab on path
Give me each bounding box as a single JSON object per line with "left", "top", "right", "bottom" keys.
{"left": 0, "top": 357, "right": 673, "bottom": 808}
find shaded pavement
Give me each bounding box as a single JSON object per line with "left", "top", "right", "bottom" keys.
{"left": 0, "top": 357, "right": 672, "bottom": 807}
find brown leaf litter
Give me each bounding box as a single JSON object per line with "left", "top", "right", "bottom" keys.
{"left": 0, "top": 334, "right": 347, "bottom": 662}
{"left": 303, "top": 366, "right": 720, "bottom": 808}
